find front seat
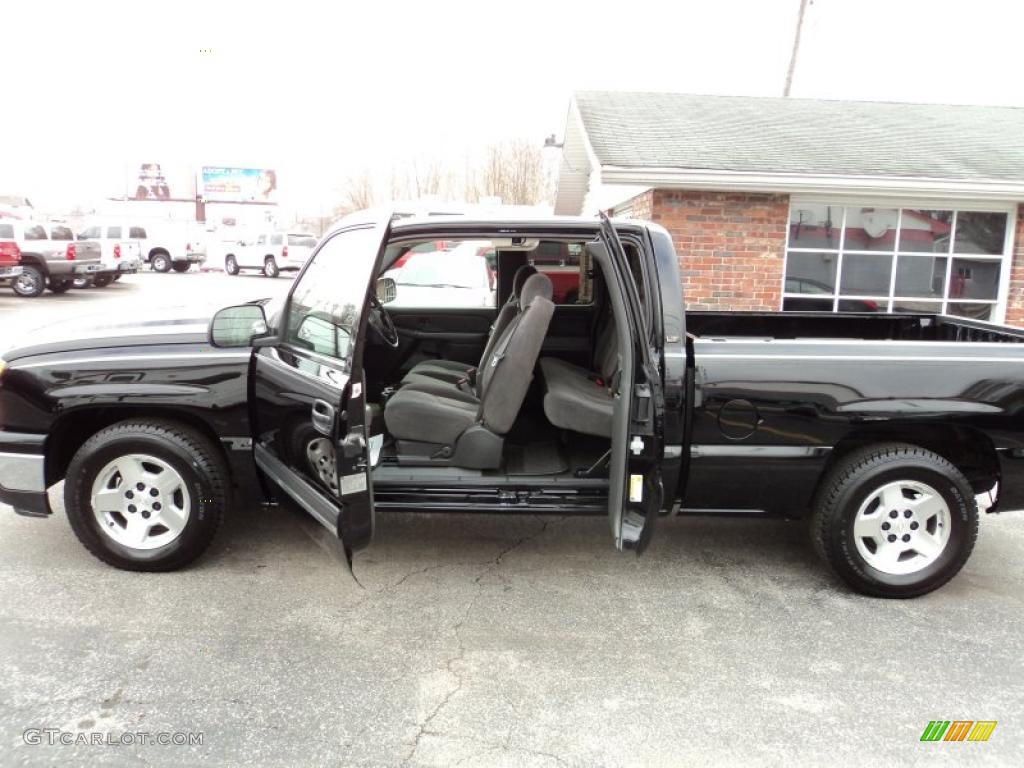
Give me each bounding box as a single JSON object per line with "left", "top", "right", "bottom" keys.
{"left": 384, "top": 273, "right": 555, "bottom": 468}
{"left": 401, "top": 264, "right": 537, "bottom": 387}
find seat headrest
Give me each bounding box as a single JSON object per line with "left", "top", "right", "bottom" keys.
{"left": 511, "top": 264, "right": 538, "bottom": 298}
{"left": 520, "top": 272, "right": 553, "bottom": 307}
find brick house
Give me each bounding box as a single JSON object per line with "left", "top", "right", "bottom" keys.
{"left": 553, "top": 91, "right": 1024, "bottom": 325}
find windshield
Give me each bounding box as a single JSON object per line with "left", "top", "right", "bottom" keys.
{"left": 391, "top": 251, "right": 488, "bottom": 289}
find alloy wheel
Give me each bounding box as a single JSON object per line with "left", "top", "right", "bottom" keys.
{"left": 90, "top": 454, "right": 191, "bottom": 550}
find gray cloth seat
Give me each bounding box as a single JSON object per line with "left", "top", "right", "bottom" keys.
{"left": 384, "top": 273, "right": 555, "bottom": 465}
{"left": 539, "top": 308, "right": 619, "bottom": 439}
{"left": 381, "top": 387, "right": 480, "bottom": 445}
{"left": 401, "top": 264, "right": 537, "bottom": 387}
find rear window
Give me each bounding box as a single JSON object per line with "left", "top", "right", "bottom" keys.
{"left": 288, "top": 234, "right": 317, "bottom": 247}
{"left": 50, "top": 225, "right": 74, "bottom": 241}
{"left": 129, "top": 226, "right": 147, "bottom": 238}
{"left": 78, "top": 226, "right": 101, "bottom": 239}
{"left": 0, "top": 223, "right": 14, "bottom": 239}
{"left": 529, "top": 241, "right": 591, "bottom": 305}
{"left": 23, "top": 224, "right": 47, "bottom": 240}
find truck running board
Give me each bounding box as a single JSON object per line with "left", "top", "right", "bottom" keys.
{"left": 373, "top": 485, "right": 608, "bottom": 514}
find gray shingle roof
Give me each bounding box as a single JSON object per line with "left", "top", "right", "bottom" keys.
{"left": 575, "top": 91, "right": 1024, "bottom": 181}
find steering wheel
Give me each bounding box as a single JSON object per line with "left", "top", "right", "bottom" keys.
{"left": 367, "top": 294, "right": 400, "bottom": 348}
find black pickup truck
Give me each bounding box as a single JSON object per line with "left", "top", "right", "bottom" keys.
{"left": 2, "top": 214, "right": 1023, "bottom": 598}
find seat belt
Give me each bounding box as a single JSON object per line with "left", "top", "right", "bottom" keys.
{"left": 489, "top": 311, "right": 523, "bottom": 371}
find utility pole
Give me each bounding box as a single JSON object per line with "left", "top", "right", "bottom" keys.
{"left": 784, "top": 0, "right": 810, "bottom": 97}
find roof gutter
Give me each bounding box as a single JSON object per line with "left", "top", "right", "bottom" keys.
{"left": 599, "top": 166, "right": 1024, "bottom": 202}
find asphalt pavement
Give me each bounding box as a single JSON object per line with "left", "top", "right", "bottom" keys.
{"left": 0, "top": 271, "right": 1022, "bottom": 767}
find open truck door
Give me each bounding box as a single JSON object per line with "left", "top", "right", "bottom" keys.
{"left": 594, "top": 214, "right": 666, "bottom": 552}
{"left": 242, "top": 218, "right": 393, "bottom": 565}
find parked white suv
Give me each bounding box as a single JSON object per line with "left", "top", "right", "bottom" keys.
{"left": 75, "top": 223, "right": 144, "bottom": 287}
{"left": 223, "top": 232, "right": 317, "bottom": 277}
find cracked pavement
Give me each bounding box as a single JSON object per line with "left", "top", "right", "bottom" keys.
{"left": 1, "top": 494, "right": 1023, "bottom": 767}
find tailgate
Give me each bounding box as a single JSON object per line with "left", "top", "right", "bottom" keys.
{"left": 74, "top": 241, "right": 102, "bottom": 264}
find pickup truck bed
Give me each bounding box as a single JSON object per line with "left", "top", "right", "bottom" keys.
{"left": 683, "top": 311, "right": 1024, "bottom": 517}
{"left": 687, "top": 311, "right": 1024, "bottom": 343}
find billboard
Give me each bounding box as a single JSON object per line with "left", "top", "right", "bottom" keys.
{"left": 200, "top": 167, "right": 278, "bottom": 204}
{"left": 126, "top": 163, "right": 197, "bottom": 201}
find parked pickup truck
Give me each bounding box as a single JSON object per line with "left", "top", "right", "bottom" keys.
{"left": 2, "top": 214, "right": 1023, "bottom": 598}
{"left": 222, "top": 231, "right": 318, "bottom": 277}
{"left": 131, "top": 224, "right": 206, "bottom": 273}
{"left": 0, "top": 227, "right": 24, "bottom": 291}
{"left": 74, "top": 223, "right": 144, "bottom": 287}
{"left": 0, "top": 220, "right": 102, "bottom": 296}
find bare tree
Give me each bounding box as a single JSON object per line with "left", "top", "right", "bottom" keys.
{"left": 344, "top": 170, "right": 376, "bottom": 210}
{"left": 470, "top": 139, "right": 552, "bottom": 206}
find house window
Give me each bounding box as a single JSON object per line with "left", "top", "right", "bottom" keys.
{"left": 783, "top": 204, "right": 1011, "bottom": 321}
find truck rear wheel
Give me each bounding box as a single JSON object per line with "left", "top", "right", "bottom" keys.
{"left": 64, "top": 420, "right": 230, "bottom": 571}
{"left": 12, "top": 265, "right": 45, "bottom": 297}
{"left": 263, "top": 257, "right": 279, "bottom": 278}
{"left": 225, "top": 255, "right": 239, "bottom": 275}
{"left": 810, "top": 443, "right": 978, "bottom": 598}
{"left": 48, "top": 279, "right": 73, "bottom": 294}
{"left": 172, "top": 262, "right": 191, "bottom": 273}
{"left": 93, "top": 274, "right": 114, "bottom": 288}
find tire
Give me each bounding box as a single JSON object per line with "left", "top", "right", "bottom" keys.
{"left": 225, "top": 255, "right": 239, "bottom": 275}
{"left": 64, "top": 419, "right": 230, "bottom": 572}
{"left": 283, "top": 419, "right": 339, "bottom": 495}
{"left": 263, "top": 257, "right": 279, "bottom": 278}
{"left": 48, "top": 279, "right": 73, "bottom": 294}
{"left": 810, "top": 443, "right": 979, "bottom": 598}
{"left": 151, "top": 252, "right": 171, "bottom": 273}
{"left": 93, "top": 274, "right": 114, "bottom": 288}
{"left": 12, "top": 265, "right": 45, "bottom": 297}
{"left": 113, "top": 274, "right": 122, "bottom": 282}
{"left": 172, "top": 262, "right": 191, "bottom": 273}
{"left": 73, "top": 276, "right": 94, "bottom": 289}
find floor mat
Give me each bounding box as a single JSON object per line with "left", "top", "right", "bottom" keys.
{"left": 504, "top": 442, "right": 570, "bottom": 475}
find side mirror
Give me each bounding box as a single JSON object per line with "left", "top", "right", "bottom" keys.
{"left": 376, "top": 276, "right": 397, "bottom": 304}
{"left": 209, "top": 304, "right": 269, "bottom": 347}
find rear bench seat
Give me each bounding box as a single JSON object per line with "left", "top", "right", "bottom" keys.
{"left": 538, "top": 313, "right": 618, "bottom": 439}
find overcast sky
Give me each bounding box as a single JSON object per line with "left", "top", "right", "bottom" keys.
{"left": 2, "top": 0, "right": 1022, "bottom": 215}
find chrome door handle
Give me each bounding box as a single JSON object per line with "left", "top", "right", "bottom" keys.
{"left": 311, "top": 399, "right": 335, "bottom": 436}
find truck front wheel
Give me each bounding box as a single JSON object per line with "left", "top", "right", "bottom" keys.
{"left": 811, "top": 443, "right": 978, "bottom": 598}
{"left": 64, "top": 420, "right": 230, "bottom": 571}
{"left": 151, "top": 252, "right": 171, "bottom": 272}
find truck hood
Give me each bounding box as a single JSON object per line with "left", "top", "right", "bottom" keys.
{"left": 1, "top": 306, "right": 218, "bottom": 361}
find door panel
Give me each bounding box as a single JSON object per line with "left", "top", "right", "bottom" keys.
{"left": 250, "top": 221, "right": 391, "bottom": 558}
{"left": 388, "top": 307, "right": 496, "bottom": 373}
{"left": 596, "top": 216, "right": 666, "bottom": 552}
